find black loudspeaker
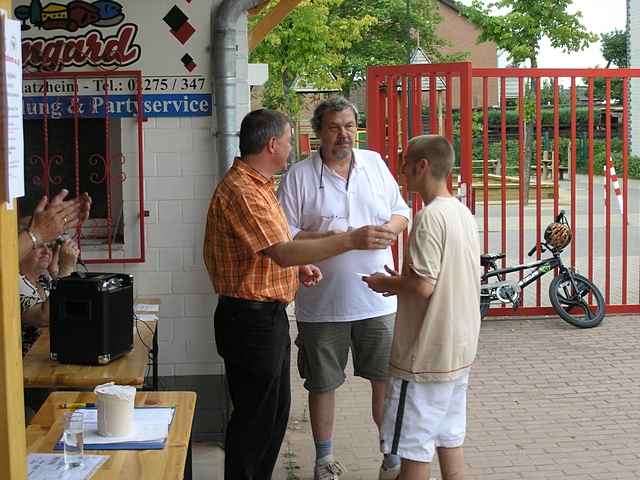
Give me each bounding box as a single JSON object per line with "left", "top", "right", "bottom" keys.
{"left": 49, "top": 272, "right": 134, "bottom": 365}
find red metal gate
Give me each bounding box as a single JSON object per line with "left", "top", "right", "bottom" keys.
{"left": 367, "top": 62, "right": 474, "bottom": 267}
{"left": 22, "top": 70, "right": 145, "bottom": 264}
{"left": 367, "top": 63, "right": 640, "bottom": 316}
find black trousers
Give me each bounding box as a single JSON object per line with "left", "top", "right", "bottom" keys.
{"left": 215, "top": 296, "right": 291, "bottom": 480}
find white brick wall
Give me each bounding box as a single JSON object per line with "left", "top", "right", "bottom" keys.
{"left": 97, "top": 9, "right": 250, "bottom": 376}
{"left": 630, "top": 0, "right": 640, "bottom": 155}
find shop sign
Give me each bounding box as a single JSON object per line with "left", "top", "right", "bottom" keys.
{"left": 15, "top": 0, "right": 213, "bottom": 117}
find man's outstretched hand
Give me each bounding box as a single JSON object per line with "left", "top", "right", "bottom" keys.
{"left": 348, "top": 225, "right": 395, "bottom": 250}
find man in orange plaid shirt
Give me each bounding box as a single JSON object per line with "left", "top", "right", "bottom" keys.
{"left": 204, "top": 109, "right": 396, "bottom": 480}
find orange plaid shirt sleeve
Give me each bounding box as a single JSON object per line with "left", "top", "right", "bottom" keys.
{"left": 203, "top": 159, "right": 299, "bottom": 304}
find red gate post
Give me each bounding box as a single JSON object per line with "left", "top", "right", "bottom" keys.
{"left": 518, "top": 77, "right": 525, "bottom": 280}
{"left": 482, "top": 77, "right": 489, "bottom": 253}
{"left": 622, "top": 77, "right": 629, "bottom": 304}
{"left": 553, "top": 77, "right": 560, "bottom": 218}
{"left": 535, "top": 77, "right": 542, "bottom": 306}
{"left": 588, "top": 78, "right": 595, "bottom": 299}
{"left": 400, "top": 76, "right": 410, "bottom": 260}
{"left": 570, "top": 77, "right": 577, "bottom": 270}
{"left": 366, "top": 72, "right": 383, "bottom": 155}
{"left": 388, "top": 76, "right": 399, "bottom": 269}
{"left": 605, "top": 79, "right": 612, "bottom": 303}
{"left": 444, "top": 74, "right": 453, "bottom": 142}
{"left": 459, "top": 63, "right": 473, "bottom": 211}
{"left": 388, "top": 76, "right": 399, "bottom": 182}
{"left": 500, "top": 76, "right": 507, "bottom": 271}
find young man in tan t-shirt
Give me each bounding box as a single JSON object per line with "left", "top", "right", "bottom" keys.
{"left": 363, "top": 135, "right": 481, "bottom": 480}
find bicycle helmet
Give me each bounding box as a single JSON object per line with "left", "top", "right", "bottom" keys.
{"left": 544, "top": 222, "right": 572, "bottom": 249}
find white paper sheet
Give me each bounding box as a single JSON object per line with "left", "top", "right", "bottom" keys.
{"left": 28, "top": 453, "right": 108, "bottom": 480}
{"left": 135, "top": 313, "right": 158, "bottom": 322}
{"left": 1, "top": 15, "right": 24, "bottom": 202}
{"left": 134, "top": 304, "right": 160, "bottom": 313}
{"left": 75, "top": 408, "right": 174, "bottom": 445}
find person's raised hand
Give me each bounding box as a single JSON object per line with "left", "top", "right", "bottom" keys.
{"left": 348, "top": 225, "right": 395, "bottom": 250}
{"left": 29, "top": 189, "right": 92, "bottom": 243}
{"left": 29, "top": 192, "right": 67, "bottom": 242}
{"left": 56, "top": 191, "right": 92, "bottom": 229}
{"left": 59, "top": 238, "right": 80, "bottom": 277}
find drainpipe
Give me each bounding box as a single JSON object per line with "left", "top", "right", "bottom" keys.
{"left": 213, "top": 0, "right": 263, "bottom": 179}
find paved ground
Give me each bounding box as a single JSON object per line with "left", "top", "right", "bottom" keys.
{"left": 261, "top": 313, "right": 640, "bottom": 480}
{"left": 193, "top": 178, "right": 640, "bottom": 479}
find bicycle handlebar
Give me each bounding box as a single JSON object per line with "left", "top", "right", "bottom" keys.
{"left": 528, "top": 242, "right": 550, "bottom": 257}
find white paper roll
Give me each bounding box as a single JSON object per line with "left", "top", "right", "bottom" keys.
{"left": 94, "top": 382, "right": 136, "bottom": 437}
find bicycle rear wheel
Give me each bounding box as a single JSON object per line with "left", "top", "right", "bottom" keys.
{"left": 548, "top": 272, "right": 605, "bottom": 328}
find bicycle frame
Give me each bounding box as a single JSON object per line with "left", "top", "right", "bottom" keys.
{"left": 483, "top": 254, "right": 564, "bottom": 291}
{"left": 480, "top": 211, "right": 606, "bottom": 325}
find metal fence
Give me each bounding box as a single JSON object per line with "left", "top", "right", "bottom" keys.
{"left": 367, "top": 62, "right": 640, "bottom": 316}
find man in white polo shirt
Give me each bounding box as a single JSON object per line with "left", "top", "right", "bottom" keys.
{"left": 278, "top": 97, "right": 410, "bottom": 480}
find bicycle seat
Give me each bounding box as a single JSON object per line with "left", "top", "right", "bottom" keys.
{"left": 481, "top": 253, "right": 505, "bottom": 267}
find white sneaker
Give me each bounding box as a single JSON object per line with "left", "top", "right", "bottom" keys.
{"left": 314, "top": 455, "right": 346, "bottom": 480}
{"left": 378, "top": 462, "right": 401, "bottom": 480}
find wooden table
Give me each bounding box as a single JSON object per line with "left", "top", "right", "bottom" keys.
{"left": 23, "top": 320, "right": 157, "bottom": 389}
{"left": 27, "top": 391, "right": 196, "bottom": 480}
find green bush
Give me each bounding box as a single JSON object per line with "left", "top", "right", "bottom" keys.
{"left": 444, "top": 107, "right": 607, "bottom": 131}
{"left": 471, "top": 136, "right": 640, "bottom": 178}
{"left": 485, "top": 107, "right": 605, "bottom": 130}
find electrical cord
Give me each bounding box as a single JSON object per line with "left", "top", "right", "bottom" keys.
{"left": 134, "top": 314, "right": 152, "bottom": 351}
{"left": 134, "top": 313, "right": 163, "bottom": 389}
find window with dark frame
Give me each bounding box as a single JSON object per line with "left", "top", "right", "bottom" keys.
{"left": 19, "top": 117, "right": 125, "bottom": 247}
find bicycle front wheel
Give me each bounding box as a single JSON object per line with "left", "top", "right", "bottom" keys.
{"left": 548, "top": 272, "right": 605, "bottom": 328}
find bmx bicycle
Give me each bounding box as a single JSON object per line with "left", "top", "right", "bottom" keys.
{"left": 480, "top": 210, "right": 605, "bottom": 328}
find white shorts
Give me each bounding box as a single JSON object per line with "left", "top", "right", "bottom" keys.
{"left": 380, "top": 372, "right": 470, "bottom": 463}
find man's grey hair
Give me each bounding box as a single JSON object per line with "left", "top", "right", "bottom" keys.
{"left": 310, "top": 96, "right": 359, "bottom": 135}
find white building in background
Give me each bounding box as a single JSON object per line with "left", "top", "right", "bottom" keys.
{"left": 630, "top": 0, "right": 640, "bottom": 155}
{"left": 14, "top": 0, "right": 258, "bottom": 439}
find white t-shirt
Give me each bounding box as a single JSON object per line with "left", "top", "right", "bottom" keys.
{"left": 277, "top": 149, "right": 411, "bottom": 322}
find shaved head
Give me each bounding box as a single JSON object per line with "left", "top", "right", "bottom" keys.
{"left": 406, "top": 135, "right": 454, "bottom": 180}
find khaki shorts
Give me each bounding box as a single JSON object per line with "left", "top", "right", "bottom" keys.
{"left": 295, "top": 314, "right": 395, "bottom": 393}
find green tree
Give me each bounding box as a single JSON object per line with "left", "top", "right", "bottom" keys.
{"left": 459, "top": 0, "right": 595, "bottom": 69}
{"left": 329, "top": 0, "right": 465, "bottom": 97}
{"left": 592, "top": 29, "right": 628, "bottom": 103}
{"left": 249, "top": 0, "right": 375, "bottom": 117}
{"left": 601, "top": 29, "right": 628, "bottom": 68}
{"left": 459, "top": 0, "right": 596, "bottom": 203}
{"left": 540, "top": 79, "right": 570, "bottom": 106}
